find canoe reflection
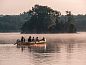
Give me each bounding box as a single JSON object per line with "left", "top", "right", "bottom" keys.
{"left": 17, "top": 43, "right": 47, "bottom": 53}
{"left": 18, "top": 42, "right": 61, "bottom": 53}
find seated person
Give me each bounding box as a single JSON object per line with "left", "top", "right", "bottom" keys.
{"left": 21, "top": 36, "right": 25, "bottom": 42}
{"left": 14, "top": 39, "right": 20, "bottom": 45}
{"left": 36, "top": 37, "right": 39, "bottom": 42}
{"left": 17, "top": 39, "right": 20, "bottom": 42}
{"left": 32, "top": 37, "right": 35, "bottom": 41}
{"left": 41, "top": 37, "right": 46, "bottom": 41}
{"left": 28, "top": 36, "right": 31, "bottom": 42}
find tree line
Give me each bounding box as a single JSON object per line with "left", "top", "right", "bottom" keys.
{"left": 0, "top": 5, "right": 86, "bottom": 33}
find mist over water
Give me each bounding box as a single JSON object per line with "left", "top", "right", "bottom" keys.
{"left": 0, "top": 32, "right": 86, "bottom": 65}
{"left": 0, "top": 32, "right": 86, "bottom": 44}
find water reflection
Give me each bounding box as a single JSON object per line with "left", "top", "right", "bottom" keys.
{"left": 17, "top": 44, "right": 47, "bottom": 53}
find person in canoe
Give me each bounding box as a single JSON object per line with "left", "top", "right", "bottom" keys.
{"left": 21, "top": 36, "right": 25, "bottom": 42}
{"left": 36, "top": 37, "right": 39, "bottom": 42}
{"left": 32, "top": 37, "right": 35, "bottom": 42}
{"left": 28, "top": 36, "right": 32, "bottom": 42}
{"left": 41, "top": 37, "right": 46, "bottom": 41}
{"left": 17, "top": 39, "right": 20, "bottom": 42}
{"left": 14, "top": 39, "right": 20, "bottom": 45}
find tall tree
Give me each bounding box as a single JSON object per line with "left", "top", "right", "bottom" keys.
{"left": 21, "top": 5, "right": 60, "bottom": 33}
{"left": 65, "top": 11, "right": 76, "bottom": 33}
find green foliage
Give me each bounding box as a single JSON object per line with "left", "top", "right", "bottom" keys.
{"left": 21, "top": 5, "right": 76, "bottom": 33}
{"left": 21, "top": 5, "right": 61, "bottom": 33}
{"left": 64, "top": 11, "right": 76, "bottom": 33}
{"left": 2, "top": 5, "right": 86, "bottom": 33}
{"left": 0, "top": 14, "right": 27, "bottom": 32}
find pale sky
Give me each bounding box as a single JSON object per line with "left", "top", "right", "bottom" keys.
{"left": 0, "top": 0, "right": 86, "bottom": 15}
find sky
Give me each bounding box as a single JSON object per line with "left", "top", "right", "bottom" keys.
{"left": 0, "top": 0, "right": 86, "bottom": 15}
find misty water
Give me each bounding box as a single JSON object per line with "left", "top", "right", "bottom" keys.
{"left": 0, "top": 32, "right": 86, "bottom": 65}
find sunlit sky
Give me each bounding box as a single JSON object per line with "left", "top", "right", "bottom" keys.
{"left": 0, "top": 0, "right": 86, "bottom": 15}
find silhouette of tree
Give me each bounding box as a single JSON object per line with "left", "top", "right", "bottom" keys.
{"left": 65, "top": 11, "right": 76, "bottom": 33}
{"left": 21, "top": 4, "right": 61, "bottom": 33}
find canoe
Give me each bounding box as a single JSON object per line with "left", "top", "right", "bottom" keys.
{"left": 15, "top": 41, "right": 46, "bottom": 46}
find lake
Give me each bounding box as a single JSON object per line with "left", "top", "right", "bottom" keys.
{"left": 0, "top": 32, "right": 86, "bottom": 65}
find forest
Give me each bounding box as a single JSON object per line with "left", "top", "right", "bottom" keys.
{"left": 0, "top": 5, "right": 86, "bottom": 33}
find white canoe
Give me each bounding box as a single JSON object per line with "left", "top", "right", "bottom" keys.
{"left": 15, "top": 40, "right": 46, "bottom": 46}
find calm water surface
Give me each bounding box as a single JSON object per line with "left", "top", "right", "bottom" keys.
{"left": 0, "top": 32, "right": 86, "bottom": 65}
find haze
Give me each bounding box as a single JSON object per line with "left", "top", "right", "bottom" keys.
{"left": 0, "top": 0, "right": 86, "bottom": 15}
